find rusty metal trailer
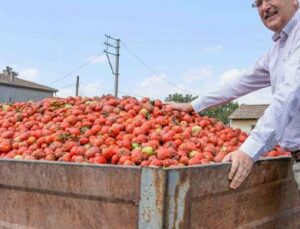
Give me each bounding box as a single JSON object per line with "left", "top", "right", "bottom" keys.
{"left": 0, "top": 157, "right": 299, "bottom": 228}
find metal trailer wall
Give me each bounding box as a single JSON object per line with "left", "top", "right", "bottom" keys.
{"left": 0, "top": 85, "right": 53, "bottom": 103}
{"left": 0, "top": 158, "right": 299, "bottom": 229}
{"left": 165, "top": 157, "right": 300, "bottom": 228}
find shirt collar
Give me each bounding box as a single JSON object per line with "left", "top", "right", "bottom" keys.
{"left": 272, "top": 9, "right": 300, "bottom": 42}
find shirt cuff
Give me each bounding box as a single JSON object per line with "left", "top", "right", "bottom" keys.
{"left": 191, "top": 98, "right": 203, "bottom": 113}
{"left": 239, "top": 136, "right": 266, "bottom": 161}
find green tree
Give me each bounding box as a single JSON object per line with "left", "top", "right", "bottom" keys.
{"left": 201, "top": 102, "right": 239, "bottom": 124}
{"left": 165, "top": 93, "right": 198, "bottom": 103}
{"left": 164, "top": 93, "right": 239, "bottom": 124}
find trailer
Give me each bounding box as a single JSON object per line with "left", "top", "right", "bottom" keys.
{"left": 0, "top": 157, "right": 299, "bottom": 229}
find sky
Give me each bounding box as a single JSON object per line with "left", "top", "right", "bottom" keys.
{"left": 0, "top": 0, "right": 275, "bottom": 104}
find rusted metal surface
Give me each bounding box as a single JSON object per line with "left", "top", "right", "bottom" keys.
{"left": 0, "top": 158, "right": 299, "bottom": 228}
{"left": 138, "top": 167, "right": 166, "bottom": 229}
{"left": 165, "top": 169, "right": 191, "bottom": 229}
{"left": 0, "top": 160, "right": 141, "bottom": 229}
{"left": 165, "top": 157, "right": 300, "bottom": 229}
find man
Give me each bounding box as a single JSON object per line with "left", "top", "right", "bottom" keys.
{"left": 170, "top": 0, "right": 300, "bottom": 190}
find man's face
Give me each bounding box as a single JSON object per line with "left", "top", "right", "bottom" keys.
{"left": 258, "top": 0, "right": 298, "bottom": 32}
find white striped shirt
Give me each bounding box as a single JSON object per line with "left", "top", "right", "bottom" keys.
{"left": 191, "top": 9, "right": 300, "bottom": 161}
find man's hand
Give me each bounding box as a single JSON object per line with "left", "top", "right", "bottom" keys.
{"left": 222, "top": 149, "right": 254, "bottom": 189}
{"left": 166, "top": 102, "right": 194, "bottom": 113}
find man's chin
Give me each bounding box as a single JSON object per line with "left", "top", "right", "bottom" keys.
{"left": 265, "top": 22, "right": 281, "bottom": 32}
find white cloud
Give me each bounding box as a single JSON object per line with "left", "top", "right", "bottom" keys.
{"left": 184, "top": 67, "right": 213, "bottom": 82}
{"left": 219, "top": 68, "right": 246, "bottom": 85}
{"left": 133, "top": 74, "right": 181, "bottom": 100}
{"left": 131, "top": 68, "right": 215, "bottom": 100}
{"left": 57, "top": 82, "right": 109, "bottom": 98}
{"left": 57, "top": 87, "right": 74, "bottom": 98}
{"left": 19, "top": 68, "right": 39, "bottom": 81}
{"left": 80, "top": 82, "right": 110, "bottom": 97}
{"left": 236, "top": 88, "right": 272, "bottom": 104}
{"left": 218, "top": 68, "right": 272, "bottom": 104}
{"left": 88, "top": 54, "right": 107, "bottom": 64}
{"left": 118, "top": 66, "right": 271, "bottom": 105}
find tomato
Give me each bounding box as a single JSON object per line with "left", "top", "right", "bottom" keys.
{"left": 150, "top": 159, "right": 163, "bottom": 167}
{"left": 111, "top": 154, "right": 120, "bottom": 164}
{"left": 79, "top": 137, "right": 89, "bottom": 145}
{"left": 118, "top": 155, "right": 131, "bottom": 165}
{"left": 1, "top": 130, "right": 14, "bottom": 139}
{"left": 188, "top": 157, "right": 201, "bottom": 165}
{"left": 214, "top": 152, "right": 226, "bottom": 163}
{"left": 102, "top": 147, "right": 117, "bottom": 160}
{"left": 267, "top": 150, "right": 279, "bottom": 157}
{"left": 0, "top": 96, "right": 286, "bottom": 166}
{"left": 140, "top": 160, "right": 150, "bottom": 166}
{"left": 157, "top": 148, "right": 172, "bottom": 160}
{"left": 131, "top": 148, "right": 143, "bottom": 163}
{"left": 27, "top": 136, "right": 37, "bottom": 145}
{"left": 66, "top": 115, "right": 78, "bottom": 125}
{"left": 85, "top": 147, "right": 100, "bottom": 158}
{"left": 179, "top": 156, "right": 189, "bottom": 165}
{"left": 0, "top": 140, "right": 12, "bottom": 153}
{"left": 32, "top": 149, "right": 45, "bottom": 159}
{"left": 123, "top": 160, "right": 135, "bottom": 166}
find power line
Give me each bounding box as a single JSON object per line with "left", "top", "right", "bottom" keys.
{"left": 47, "top": 51, "right": 104, "bottom": 86}
{"left": 79, "top": 83, "right": 157, "bottom": 100}
{"left": 121, "top": 40, "right": 197, "bottom": 96}
{"left": 59, "top": 83, "right": 76, "bottom": 90}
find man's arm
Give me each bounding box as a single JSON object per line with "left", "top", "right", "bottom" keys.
{"left": 224, "top": 44, "right": 300, "bottom": 189}
{"left": 241, "top": 46, "right": 300, "bottom": 161}
{"left": 191, "top": 55, "right": 271, "bottom": 112}
{"left": 170, "top": 53, "right": 271, "bottom": 113}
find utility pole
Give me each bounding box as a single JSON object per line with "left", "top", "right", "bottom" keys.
{"left": 76, "top": 75, "right": 79, "bottom": 96}
{"left": 104, "top": 35, "right": 120, "bottom": 98}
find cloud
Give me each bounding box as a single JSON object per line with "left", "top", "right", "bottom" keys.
{"left": 57, "top": 87, "right": 74, "bottom": 98}
{"left": 80, "top": 82, "right": 111, "bottom": 97}
{"left": 219, "top": 68, "right": 246, "bottom": 85}
{"left": 131, "top": 68, "right": 215, "bottom": 100}
{"left": 236, "top": 88, "right": 272, "bottom": 105}
{"left": 133, "top": 74, "right": 182, "bottom": 100}
{"left": 183, "top": 67, "right": 213, "bottom": 82}
{"left": 181, "top": 67, "right": 220, "bottom": 97}
{"left": 88, "top": 54, "right": 107, "bottom": 64}
{"left": 19, "top": 68, "right": 39, "bottom": 81}
{"left": 57, "top": 82, "right": 109, "bottom": 98}
{"left": 218, "top": 68, "right": 272, "bottom": 104}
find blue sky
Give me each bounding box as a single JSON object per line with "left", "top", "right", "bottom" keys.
{"left": 0, "top": 0, "right": 274, "bottom": 104}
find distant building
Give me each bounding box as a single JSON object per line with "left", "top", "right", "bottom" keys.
{"left": 0, "top": 66, "right": 58, "bottom": 103}
{"left": 228, "top": 104, "right": 269, "bottom": 133}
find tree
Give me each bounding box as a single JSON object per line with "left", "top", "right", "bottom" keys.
{"left": 165, "top": 93, "right": 198, "bottom": 103}
{"left": 200, "top": 102, "right": 239, "bottom": 124}
{"left": 164, "top": 93, "right": 239, "bottom": 124}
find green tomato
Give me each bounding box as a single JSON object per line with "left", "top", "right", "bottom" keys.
{"left": 142, "top": 146, "right": 155, "bottom": 156}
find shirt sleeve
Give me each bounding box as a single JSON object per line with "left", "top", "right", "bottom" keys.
{"left": 240, "top": 44, "right": 300, "bottom": 161}
{"left": 191, "top": 53, "right": 271, "bottom": 113}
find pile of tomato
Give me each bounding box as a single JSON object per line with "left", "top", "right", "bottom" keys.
{"left": 0, "top": 95, "right": 290, "bottom": 167}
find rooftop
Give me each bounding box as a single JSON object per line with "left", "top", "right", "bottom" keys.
{"left": 229, "top": 104, "right": 269, "bottom": 120}
{"left": 0, "top": 67, "right": 58, "bottom": 93}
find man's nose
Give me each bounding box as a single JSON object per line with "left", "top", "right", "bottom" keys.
{"left": 260, "top": 0, "right": 271, "bottom": 11}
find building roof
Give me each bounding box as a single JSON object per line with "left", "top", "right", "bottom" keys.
{"left": 0, "top": 73, "right": 58, "bottom": 93}
{"left": 229, "top": 104, "right": 269, "bottom": 120}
